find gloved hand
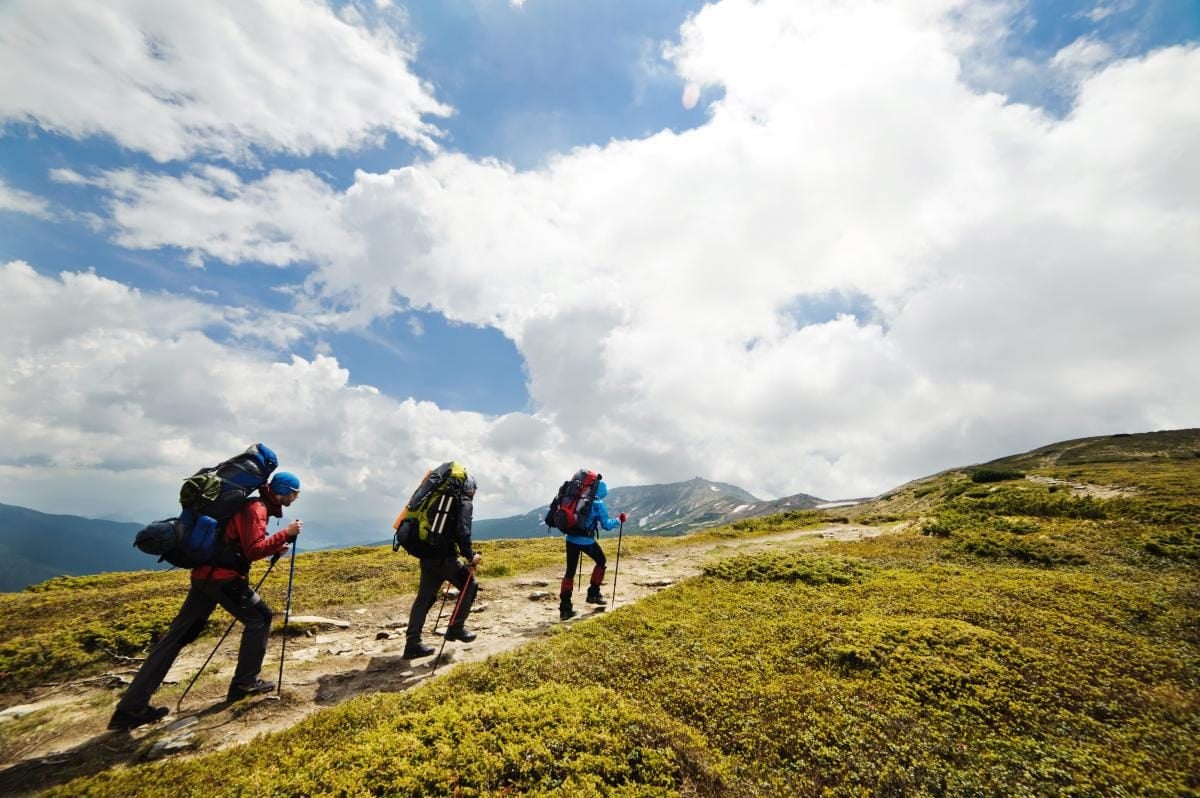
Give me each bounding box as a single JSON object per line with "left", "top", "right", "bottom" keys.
{"left": 618, "top": 512, "right": 627, "bottom": 523}
{"left": 470, "top": 553, "right": 482, "bottom": 567}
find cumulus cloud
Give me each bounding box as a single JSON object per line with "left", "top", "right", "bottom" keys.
{"left": 54, "top": 166, "right": 359, "bottom": 269}
{"left": 324, "top": 1, "right": 1199, "bottom": 500}
{"left": 0, "top": 261, "right": 574, "bottom": 524}
{"left": 0, "top": 179, "right": 52, "bottom": 218}
{"left": 11, "top": 0, "right": 1200, "bottom": 519}
{"left": 0, "top": 0, "right": 450, "bottom": 161}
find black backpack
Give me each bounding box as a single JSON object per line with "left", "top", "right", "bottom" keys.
{"left": 392, "top": 461, "right": 470, "bottom": 557}
{"left": 178, "top": 443, "right": 277, "bottom": 526}
{"left": 133, "top": 444, "right": 276, "bottom": 569}
{"left": 545, "top": 469, "right": 601, "bottom": 535}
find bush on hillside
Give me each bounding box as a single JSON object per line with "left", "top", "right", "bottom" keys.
{"left": 969, "top": 468, "right": 1025, "bottom": 483}
{"left": 1142, "top": 527, "right": 1200, "bottom": 562}
{"left": 952, "top": 529, "right": 1088, "bottom": 566}
{"left": 702, "top": 552, "right": 872, "bottom": 585}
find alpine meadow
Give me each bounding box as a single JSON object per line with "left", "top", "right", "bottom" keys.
{"left": 2, "top": 0, "right": 1199, "bottom": 796}
{"left": 1, "top": 429, "right": 1197, "bottom": 796}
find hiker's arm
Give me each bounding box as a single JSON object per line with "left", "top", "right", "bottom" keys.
{"left": 455, "top": 498, "right": 476, "bottom": 560}
{"left": 594, "top": 499, "right": 620, "bottom": 531}
{"left": 238, "top": 502, "right": 289, "bottom": 561}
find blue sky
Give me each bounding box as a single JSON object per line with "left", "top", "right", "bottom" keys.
{"left": 0, "top": 0, "right": 1197, "bottom": 545}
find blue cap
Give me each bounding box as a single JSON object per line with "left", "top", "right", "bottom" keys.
{"left": 269, "top": 471, "right": 301, "bottom": 495}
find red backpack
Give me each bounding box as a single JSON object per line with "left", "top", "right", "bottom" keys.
{"left": 545, "top": 470, "right": 600, "bottom": 534}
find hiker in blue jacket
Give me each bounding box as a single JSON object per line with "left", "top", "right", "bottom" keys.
{"left": 560, "top": 480, "right": 626, "bottom": 620}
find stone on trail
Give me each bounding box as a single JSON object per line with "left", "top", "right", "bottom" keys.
{"left": 287, "top": 616, "right": 351, "bottom": 629}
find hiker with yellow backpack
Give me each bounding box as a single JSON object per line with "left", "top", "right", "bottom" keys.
{"left": 392, "top": 462, "right": 481, "bottom": 660}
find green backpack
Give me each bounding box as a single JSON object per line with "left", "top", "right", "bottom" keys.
{"left": 392, "top": 461, "right": 469, "bottom": 557}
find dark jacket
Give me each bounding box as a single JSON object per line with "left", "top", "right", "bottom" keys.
{"left": 425, "top": 496, "right": 475, "bottom": 561}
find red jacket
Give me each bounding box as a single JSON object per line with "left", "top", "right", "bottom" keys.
{"left": 192, "top": 493, "right": 291, "bottom": 581}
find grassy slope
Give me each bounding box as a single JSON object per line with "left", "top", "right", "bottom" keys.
{"left": 20, "top": 430, "right": 1200, "bottom": 796}
{"left": 0, "top": 512, "right": 834, "bottom": 691}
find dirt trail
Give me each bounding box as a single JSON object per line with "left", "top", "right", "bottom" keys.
{"left": 0, "top": 524, "right": 886, "bottom": 795}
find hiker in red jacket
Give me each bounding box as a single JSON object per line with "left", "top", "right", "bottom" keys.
{"left": 107, "top": 472, "right": 303, "bottom": 731}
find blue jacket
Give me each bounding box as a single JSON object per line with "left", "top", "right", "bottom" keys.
{"left": 565, "top": 480, "right": 620, "bottom": 546}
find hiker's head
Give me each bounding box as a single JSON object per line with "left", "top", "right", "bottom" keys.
{"left": 595, "top": 480, "right": 608, "bottom": 499}
{"left": 269, "top": 472, "right": 301, "bottom": 506}
{"left": 463, "top": 474, "right": 477, "bottom": 499}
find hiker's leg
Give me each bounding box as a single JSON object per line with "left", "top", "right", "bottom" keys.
{"left": 563, "top": 543, "right": 581, "bottom": 583}
{"left": 588, "top": 542, "right": 607, "bottom": 585}
{"left": 445, "top": 562, "right": 477, "bottom": 629}
{"left": 586, "top": 543, "right": 607, "bottom": 603}
{"left": 209, "top": 578, "right": 275, "bottom": 686}
{"left": 117, "top": 582, "right": 216, "bottom": 713}
{"left": 560, "top": 542, "right": 582, "bottom": 619}
{"left": 406, "top": 560, "right": 446, "bottom": 644}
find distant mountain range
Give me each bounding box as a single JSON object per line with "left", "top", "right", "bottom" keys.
{"left": 0, "top": 502, "right": 148, "bottom": 592}
{"left": 472, "top": 476, "right": 831, "bottom": 540}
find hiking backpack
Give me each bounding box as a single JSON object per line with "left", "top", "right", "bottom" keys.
{"left": 133, "top": 443, "right": 277, "bottom": 569}
{"left": 545, "top": 469, "right": 601, "bottom": 535}
{"left": 392, "top": 461, "right": 470, "bottom": 557}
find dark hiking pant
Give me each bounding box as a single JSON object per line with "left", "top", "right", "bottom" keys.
{"left": 562, "top": 541, "right": 606, "bottom": 596}
{"left": 117, "top": 578, "right": 274, "bottom": 713}
{"left": 407, "top": 557, "right": 476, "bottom": 644}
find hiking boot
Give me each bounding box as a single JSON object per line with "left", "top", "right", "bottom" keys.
{"left": 559, "top": 595, "right": 578, "bottom": 621}
{"left": 226, "top": 678, "right": 275, "bottom": 702}
{"left": 586, "top": 585, "right": 605, "bottom": 605}
{"left": 107, "top": 705, "right": 169, "bottom": 731}
{"left": 403, "top": 641, "right": 436, "bottom": 659}
{"left": 444, "top": 626, "right": 477, "bottom": 643}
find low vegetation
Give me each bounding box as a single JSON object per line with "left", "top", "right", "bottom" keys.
{"left": 0, "top": 516, "right": 834, "bottom": 691}
{"left": 12, "top": 430, "right": 1200, "bottom": 795}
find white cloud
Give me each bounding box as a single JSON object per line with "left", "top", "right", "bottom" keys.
{"left": 0, "top": 179, "right": 52, "bottom": 218}
{"left": 0, "top": 0, "right": 450, "bottom": 162}
{"left": 319, "top": 2, "right": 1198, "bottom": 500}
{"left": 68, "top": 166, "right": 361, "bottom": 269}
{"left": 1050, "top": 35, "right": 1116, "bottom": 87}
{"left": 1082, "top": 1, "right": 1134, "bottom": 24}
{"left": 0, "top": 260, "right": 573, "bottom": 525}
{"left": 8, "top": 0, "right": 1200, "bottom": 523}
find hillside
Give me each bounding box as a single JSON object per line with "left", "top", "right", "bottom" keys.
{"left": 0, "top": 504, "right": 147, "bottom": 592}
{"left": 0, "top": 429, "right": 1197, "bottom": 796}
{"left": 473, "top": 476, "right": 828, "bottom": 539}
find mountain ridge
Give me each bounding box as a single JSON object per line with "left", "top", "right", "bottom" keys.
{"left": 471, "top": 475, "right": 830, "bottom": 539}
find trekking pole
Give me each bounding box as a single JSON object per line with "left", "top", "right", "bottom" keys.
{"left": 610, "top": 520, "right": 624, "bottom": 611}
{"left": 275, "top": 537, "right": 299, "bottom": 697}
{"left": 575, "top": 550, "right": 583, "bottom": 593}
{"left": 176, "top": 552, "right": 281, "bottom": 713}
{"left": 432, "top": 565, "right": 476, "bottom": 675}
{"left": 431, "top": 581, "right": 450, "bottom": 635}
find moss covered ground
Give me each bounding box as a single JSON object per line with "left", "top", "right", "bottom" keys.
{"left": 14, "top": 430, "right": 1200, "bottom": 795}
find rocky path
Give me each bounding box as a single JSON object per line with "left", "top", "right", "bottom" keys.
{"left": 0, "top": 524, "right": 885, "bottom": 795}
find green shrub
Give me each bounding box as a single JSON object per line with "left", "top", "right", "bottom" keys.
{"left": 1142, "top": 527, "right": 1200, "bottom": 562}
{"left": 702, "top": 552, "right": 872, "bottom": 585}
{"left": 970, "top": 468, "right": 1026, "bottom": 483}
{"left": 47, "top": 686, "right": 733, "bottom": 797}
{"left": 952, "top": 530, "right": 1088, "bottom": 567}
